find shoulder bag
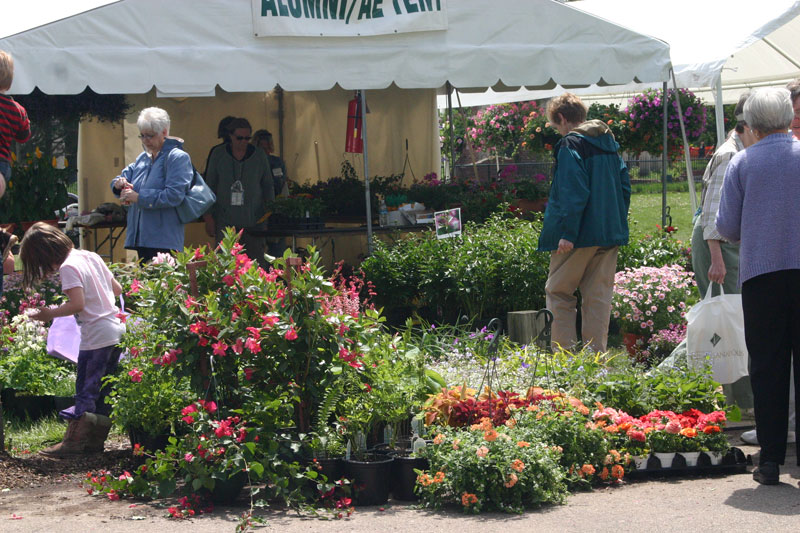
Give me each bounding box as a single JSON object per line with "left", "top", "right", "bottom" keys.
{"left": 165, "top": 149, "right": 217, "bottom": 224}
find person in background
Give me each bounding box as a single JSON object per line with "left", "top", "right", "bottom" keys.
{"left": 692, "top": 92, "right": 756, "bottom": 416}
{"left": 252, "top": 129, "right": 288, "bottom": 258}
{"left": 111, "top": 107, "right": 193, "bottom": 262}
{"left": 204, "top": 115, "right": 235, "bottom": 175}
{"left": 252, "top": 129, "right": 288, "bottom": 198}
{"left": 21, "top": 222, "right": 125, "bottom": 457}
{"left": 538, "top": 93, "right": 631, "bottom": 353}
{"left": 717, "top": 87, "right": 800, "bottom": 485}
{"left": 204, "top": 118, "right": 274, "bottom": 267}
{"left": 0, "top": 50, "right": 31, "bottom": 292}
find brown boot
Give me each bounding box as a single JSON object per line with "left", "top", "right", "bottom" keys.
{"left": 84, "top": 414, "right": 112, "bottom": 453}
{"left": 40, "top": 413, "right": 95, "bottom": 457}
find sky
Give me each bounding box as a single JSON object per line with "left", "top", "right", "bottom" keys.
{"left": 0, "top": 0, "right": 117, "bottom": 38}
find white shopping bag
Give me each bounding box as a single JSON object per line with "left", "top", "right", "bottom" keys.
{"left": 47, "top": 315, "right": 80, "bottom": 364}
{"left": 686, "top": 284, "right": 749, "bottom": 384}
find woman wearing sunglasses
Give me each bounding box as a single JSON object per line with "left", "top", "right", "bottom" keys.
{"left": 203, "top": 117, "right": 274, "bottom": 267}
{"left": 110, "top": 107, "right": 193, "bottom": 262}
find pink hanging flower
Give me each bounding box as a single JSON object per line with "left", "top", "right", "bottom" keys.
{"left": 285, "top": 327, "right": 298, "bottom": 341}
{"left": 128, "top": 368, "right": 143, "bottom": 383}
{"left": 212, "top": 341, "right": 228, "bottom": 357}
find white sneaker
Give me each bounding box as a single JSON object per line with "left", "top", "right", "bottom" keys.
{"left": 741, "top": 429, "right": 758, "bottom": 444}
{"left": 740, "top": 429, "right": 796, "bottom": 444}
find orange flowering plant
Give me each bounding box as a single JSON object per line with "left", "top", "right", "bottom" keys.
{"left": 415, "top": 421, "right": 567, "bottom": 514}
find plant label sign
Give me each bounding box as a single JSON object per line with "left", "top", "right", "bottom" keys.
{"left": 434, "top": 207, "right": 461, "bottom": 239}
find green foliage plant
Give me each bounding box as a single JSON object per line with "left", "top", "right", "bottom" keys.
{"left": 0, "top": 150, "right": 72, "bottom": 227}
{"left": 362, "top": 211, "right": 550, "bottom": 323}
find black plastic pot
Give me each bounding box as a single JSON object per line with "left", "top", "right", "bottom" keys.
{"left": 127, "top": 427, "right": 171, "bottom": 453}
{"left": 1, "top": 389, "right": 73, "bottom": 421}
{"left": 390, "top": 455, "right": 429, "bottom": 501}
{"left": 342, "top": 454, "right": 394, "bottom": 506}
{"left": 208, "top": 471, "right": 247, "bottom": 505}
{"left": 315, "top": 457, "right": 343, "bottom": 482}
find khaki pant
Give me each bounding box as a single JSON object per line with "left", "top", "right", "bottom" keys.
{"left": 546, "top": 246, "right": 618, "bottom": 353}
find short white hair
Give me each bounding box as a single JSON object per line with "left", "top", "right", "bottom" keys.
{"left": 744, "top": 88, "right": 793, "bottom": 133}
{"left": 137, "top": 107, "right": 170, "bottom": 134}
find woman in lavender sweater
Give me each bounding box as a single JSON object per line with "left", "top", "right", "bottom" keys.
{"left": 717, "top": 87, "right": 800, "bottom": 486}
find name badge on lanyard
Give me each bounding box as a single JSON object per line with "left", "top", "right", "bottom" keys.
{"left": 231, "top": 180, "right": 244, "bottom": 207}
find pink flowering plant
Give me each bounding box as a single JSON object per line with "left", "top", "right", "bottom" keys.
{"left": 624, "top": 88, "right": 708, "bottom": 156}
{"left": 612, "top": 264, "right": 696, "bottom": 336}
{"left": 468, "top": 101, "right": 548, "bottom": 159}
{"left": 643, "top": 323, "right": 687, "bottom": 366}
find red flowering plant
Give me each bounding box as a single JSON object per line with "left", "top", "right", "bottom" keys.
{"left": 103, "top": 229, "right": 386, "bottom": 510}
{"left": 84, "top": 398, "right": 266, "bottom": 517}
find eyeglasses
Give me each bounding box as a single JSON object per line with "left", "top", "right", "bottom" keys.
{"left": 138, "top": 133, "right": 157, "bottom": 140}
{"left": 235, "top": 135, "right": 252, "bottom": 141}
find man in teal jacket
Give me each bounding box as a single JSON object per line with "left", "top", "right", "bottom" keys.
{"left": 538, "top": 93, "right": 631, "bottom": 353}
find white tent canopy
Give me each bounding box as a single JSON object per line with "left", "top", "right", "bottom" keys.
{"left": 0, "top": 0, "right": 671, "bottom": 95}
{"left": 440, "top": 0, "right": 800, "bottom": 108}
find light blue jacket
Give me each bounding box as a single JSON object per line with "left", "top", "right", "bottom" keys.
{"left": 111, "top": 137, "right": 193, "bottom": 251}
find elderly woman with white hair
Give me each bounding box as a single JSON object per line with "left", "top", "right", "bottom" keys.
{"left": 717, "top": 87, "right": 800, "bottom": 485}
{"left": 110, "top": 107, "right": 193, "bottom": 262}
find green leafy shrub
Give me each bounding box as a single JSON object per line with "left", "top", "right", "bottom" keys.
{"left": 363, "top": 212, "right": 549, "bottom": 323}
{"left": 617, "top": 233, "right": 692, "bottom": 272}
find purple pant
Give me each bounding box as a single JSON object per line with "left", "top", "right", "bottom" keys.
{"left": 59, "top": 345, "right": 122, "bottom": 420}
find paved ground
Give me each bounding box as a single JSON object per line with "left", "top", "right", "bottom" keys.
{"left": 1, "top": 429, "right": 798, "bottom": 533}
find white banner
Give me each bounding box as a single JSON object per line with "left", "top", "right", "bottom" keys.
{"left": 252, "top": 0, "right": 448, "bottom": 37}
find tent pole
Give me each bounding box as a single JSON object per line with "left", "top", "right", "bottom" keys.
{"left": 361, "top": 89, "right": 374, "bottom": 255}
{"left": 447, "top": 81, "right": 454, "bottom": 181}
{"left": 713, "top": 74, "right": 725, "bottom": 148}
{"left": 277, "top": 86, "right": 285, "bottom": 162}
{"left": 670, "top": 70, "right": 698, "bottom": 213}
{"left": 662, "top": 81, "right": 668, "bottom": 228}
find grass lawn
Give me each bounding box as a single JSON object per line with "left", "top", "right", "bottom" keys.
{"left": 628, "top": 186, "right": 700, "bottom": 244}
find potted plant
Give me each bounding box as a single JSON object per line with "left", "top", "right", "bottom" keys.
{"left": 105, "top": 347, "right": 193, "bottom": 451}
{"left": 612, "top": 264, "right": 696, "bottom": 358}
{"left": 499, "top": 165, "right": 550, "bottom": 215}
{"left": 338, "top": 377, "right": 394, "bottom": 506}
{"left": 0, "top": 149, "right": 71, "bottom": 232}
{"left": 624, "top": 88, "right": 708, "bottom": 157}
{"left": 309, "top": 425, "right": 347, "bottom": 483}
{"left": 267, "top": 194, "right": 325, "bottom": 229}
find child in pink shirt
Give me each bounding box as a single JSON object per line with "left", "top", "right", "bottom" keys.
{"left": 20, "top": 222, "right": 125, "bottom": 457}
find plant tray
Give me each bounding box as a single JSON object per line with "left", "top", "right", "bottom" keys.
{"left": 626, "top": 447, "right": 748, "bottom": 478}
{"left": 268, "top": 221, "right": 325, "bottom": 231}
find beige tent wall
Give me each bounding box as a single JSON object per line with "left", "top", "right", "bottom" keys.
{"left": 284, "top": 86, "right": 438, "bottom": 184}
{"left": 77, "top": 86, "right": 438, "bottom": 266}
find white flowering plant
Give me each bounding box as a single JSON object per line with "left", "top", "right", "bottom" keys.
{"left": 0, "top": 309, "right": 74, "bottom": 394}
{"left": 612, "top": 265, "right": 696, "bottom": 336}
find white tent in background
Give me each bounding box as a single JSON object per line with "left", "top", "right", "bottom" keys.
{"left": 439, "top": 0, "right": 800, "bottom": 144}
{"left": 1, "top": 0, "right": 670, "bottom": 94}
{"left": 0, "top": 0, "right": 671, "bottom": 256}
